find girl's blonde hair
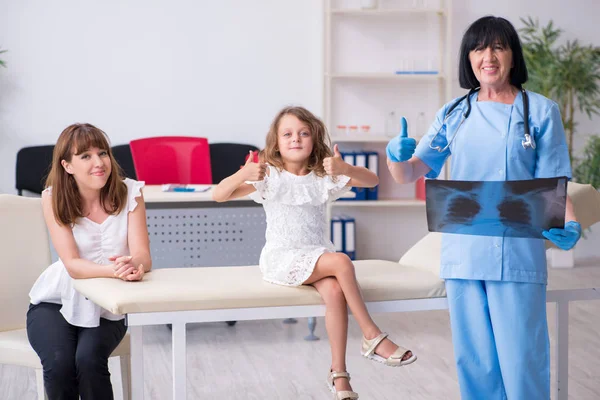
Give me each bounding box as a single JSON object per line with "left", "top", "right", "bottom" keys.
{"left": 45, "top": 123, "right": 127, "bottom": 226}
{"left": 261, "top": 106, "right": 332, "bottom": 177}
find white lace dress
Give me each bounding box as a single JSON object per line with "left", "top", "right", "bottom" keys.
{"left": 248, "top": 166, "right": 351, "bottom": 286}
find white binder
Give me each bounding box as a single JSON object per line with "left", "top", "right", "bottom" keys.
{"left": 331, "top": 217, "right": 344, "bottom": 252}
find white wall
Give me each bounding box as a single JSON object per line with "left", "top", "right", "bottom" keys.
{"left": 0, "top": 0, "right": 324, "bottom": 194}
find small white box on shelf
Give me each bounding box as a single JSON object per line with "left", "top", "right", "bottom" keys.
{"left": 361, "top": 0, "right": 378, "bottom": 9}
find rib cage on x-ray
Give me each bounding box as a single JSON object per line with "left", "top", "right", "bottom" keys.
{"left": 425, "top": 177, "right": 568, "bottom": 238}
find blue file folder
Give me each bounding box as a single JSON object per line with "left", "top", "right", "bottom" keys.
{"left": 342, "top": 216, "right": 356, "bottom": 260}
{"left": 340, "top": 152, "right": 367, "bottom": 201}
{"left": 330, "top": 217, "right": 344, "bottom": 252}
{"left": 339, "top": 152, "right": 354, "bottom": 201}
{"left": 353, "top": 153, "right": 368, "bottom": 201}
{"left": 330, "top": 215, "right": 356, "bottom": 260}
{"left": 366, "top": 151, "right": 379, "bottom": 200}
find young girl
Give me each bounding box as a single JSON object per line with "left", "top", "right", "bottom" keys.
{"left": 213, "top": 106, "right": 416, "bottom": 400}
{"left": 27, "top": 123, "right": 152, "bottom": 399}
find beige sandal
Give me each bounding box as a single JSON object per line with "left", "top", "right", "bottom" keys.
{"left": 326, "top": 370, "right": 359, "bottom": 400}
{"left": 361, "top": 332, "right": 417, "bottom": 367}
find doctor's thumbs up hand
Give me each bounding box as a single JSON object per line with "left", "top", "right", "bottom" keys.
{"left": 386, "top": 117, "right": 416, "bottom": 162}
{"left": 240, "top": 150, "right": 266, "bottom": 182}
{"left": 323, "top": 144, "right": 348, "bottom": 176}
{"left": 542, "top": 221, "right": 582, "bottom": 251}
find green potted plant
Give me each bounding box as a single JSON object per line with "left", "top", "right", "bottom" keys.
{"left": 0, "top": 47, "right": 6, "bottom": 67}
{"left": 520, "top": 19, "right": 600, "bottom": 266}
{"left": 573, "top": 135, "right": 600, "bottom": 189}
{"left": 519, "top": 17, "right": 600, "bottom": 163}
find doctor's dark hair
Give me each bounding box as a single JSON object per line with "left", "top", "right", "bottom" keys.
{"left": 261, "top": 106, "right": 332, "bottom": 177}
{"left": 458, "top": 16, "right": 528, "bottom": 89}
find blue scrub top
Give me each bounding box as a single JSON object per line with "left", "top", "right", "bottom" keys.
{"left": 414, "top": 90, "right": 572, "bottom": 284}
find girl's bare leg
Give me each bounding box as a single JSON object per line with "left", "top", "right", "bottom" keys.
{"left": 305, "top": 252, "right": 412, "bottom": 360}
{"left": 312, "top": 277, "right": 352, "bottom": 392}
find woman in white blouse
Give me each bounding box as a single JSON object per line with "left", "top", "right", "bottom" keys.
{"left": 27, "top": 123, "right": 151, "bottom": 399}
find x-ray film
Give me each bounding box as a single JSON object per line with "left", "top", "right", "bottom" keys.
{"left": 426, "top": 177, "right": 568, "bottom": 238}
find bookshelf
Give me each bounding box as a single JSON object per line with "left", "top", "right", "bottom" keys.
{"left": 324, "top": 0, "right": 452, "bottom": 259}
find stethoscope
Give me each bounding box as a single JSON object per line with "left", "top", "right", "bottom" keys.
{"left": 429, "top": 87, "right": 536, "bottom": 153}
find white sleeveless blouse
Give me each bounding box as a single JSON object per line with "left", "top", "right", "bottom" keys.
{"left": 29, "top": 178, "right": 145, "bottom": 328}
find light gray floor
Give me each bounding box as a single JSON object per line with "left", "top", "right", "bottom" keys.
{"left": 2, "top": 264, "right": 600, "bottom": 400}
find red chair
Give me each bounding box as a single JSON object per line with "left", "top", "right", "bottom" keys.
{"left": 129, "top": 136, "right": 212, "bottom": 184}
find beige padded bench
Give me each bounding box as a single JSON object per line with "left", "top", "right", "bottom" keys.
{"left": 72, "top": 233, "right": 447, "bottom": 400}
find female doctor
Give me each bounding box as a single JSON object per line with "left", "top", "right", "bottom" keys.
{"left": 387, "top": 16, "right": 581, "bottom": 399}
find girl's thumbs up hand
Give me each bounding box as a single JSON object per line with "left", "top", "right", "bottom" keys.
{"left": 241, "top": 151, "right": 266, "bottom": 181}
{"left": 323, "top": 144, "right": 348, "bottom": 176}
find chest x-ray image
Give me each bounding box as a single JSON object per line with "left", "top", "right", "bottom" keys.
{"left": 426, "top": 177, "right": 568, "bottom": 239}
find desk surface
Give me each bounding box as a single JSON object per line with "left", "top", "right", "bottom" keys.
{"left": 142, "top": 184, "right": 356, "bottom": 203}
{"left": 143, "top": 185, "right": 239, "bottom": 203}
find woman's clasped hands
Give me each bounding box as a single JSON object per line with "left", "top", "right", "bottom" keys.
{"left": 109, "top": 255, "right": 145, "bottom": 281}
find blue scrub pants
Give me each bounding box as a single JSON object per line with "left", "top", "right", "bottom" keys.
{"left": 445, "top": 279, "right": 550, "bottom": 400}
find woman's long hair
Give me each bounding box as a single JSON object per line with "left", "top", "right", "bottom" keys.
{"left": 46, "top": 123, "right": 127, "bottom": 226}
